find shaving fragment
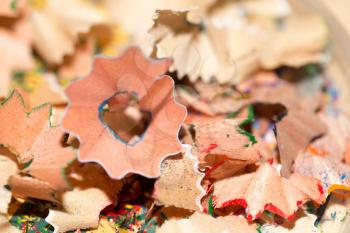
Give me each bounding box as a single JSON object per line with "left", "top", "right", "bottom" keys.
{"left": 213, "top": 163, "right": 324, "bottom": 220}
{"left": 295, "top": 150, "right": 350, "bottom": 196}
{"left": 193, "top": 119, "right": 261, "bottom": 179}
{"left": 153, "top": 144, "right": 205, "bottom": 211}
{"left": 45, "top": 163, "right": 123, "bottom": 233}
{"left": 0, "top": 90, "right": 75, "bottom": 201}
{"left": 63, "top": 47, "right": 186, "bottom": 179}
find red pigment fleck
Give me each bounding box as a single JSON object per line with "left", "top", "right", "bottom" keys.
{"left": 103, "top": 205, "right": 131, "bottom": 217}
{"left": 287, "top": 212, "right": 297, "bottom": 221}
{"left": 296, "top": 200, "right": 303, "bottom": 206}
{"left": 221, "top": 198, "right": 248, "bottom": 209}
{"left": 21, "top": 223, "right": 27, "bottom": 232}
{"left": 211, "top": 195, "right": 218, "bottom": 206}
{"left": 205, "top": 161, "right": 224, "bottom": 176}
{"left": 267, "top": 158, "right": 274, "bottom": 165}
{"left": 247, "top": 213, "right": 254, "bottom": 221}
{"left": 220, "top": 199, "right": 300, "bottom": 221}
{"left": 202, "top": 143, "right": 218, "bottom": 154}
{"left": 264, "top": 203, "right": 286, "bottom": 219}
{"left": 318, "top": 184, "right": 324, "bottom": 194}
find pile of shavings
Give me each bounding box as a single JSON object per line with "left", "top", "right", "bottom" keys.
{"left": 1, "top": 0, "right": 350, "bottom": 233}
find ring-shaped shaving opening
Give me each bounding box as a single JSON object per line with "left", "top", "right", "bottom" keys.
{"left": 98, "top": 91, "right": 152, "bottom": 146}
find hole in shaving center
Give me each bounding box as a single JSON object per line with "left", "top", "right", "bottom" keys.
{"left": 98, "top": 91, "right": 151, "bottom": 145}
